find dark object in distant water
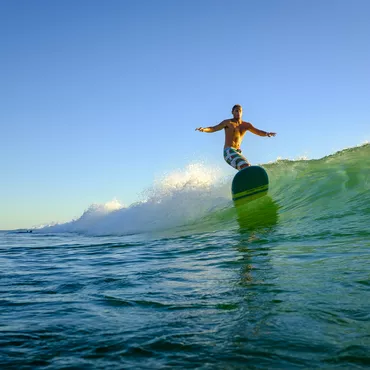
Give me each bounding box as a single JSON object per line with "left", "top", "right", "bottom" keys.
{"left": 9, "top": 229, "right": 33, "bottom": 234}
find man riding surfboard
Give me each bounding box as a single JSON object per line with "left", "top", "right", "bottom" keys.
{"left": 195, "top": 104, "right": 276, "bottom": 170}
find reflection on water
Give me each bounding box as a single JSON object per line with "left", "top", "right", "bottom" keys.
{"left": 235, "top": 195, "right": 280, "bottom": 232}
{"left": 227, "top": 206, "right": 280, "bottom": 350}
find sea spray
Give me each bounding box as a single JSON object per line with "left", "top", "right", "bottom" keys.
{"left": 41, "top": 163, "right": 230, "bottom": 235}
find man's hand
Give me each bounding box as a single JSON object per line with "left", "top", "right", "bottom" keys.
{"left": 267, "top": 132, "right": 276, "bottom": 137}
{"left": 195, "top": 127, "right": 205, "bottom": 132}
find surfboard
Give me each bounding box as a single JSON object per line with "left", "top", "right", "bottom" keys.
{"left": 232, "top": 166, "right": 269, "bottom": 204}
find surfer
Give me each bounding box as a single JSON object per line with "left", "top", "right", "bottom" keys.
{"left": 195, "top": 104, "right": 276, "bottom": 170}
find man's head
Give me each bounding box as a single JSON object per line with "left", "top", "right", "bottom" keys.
{"left": 232, "top": 104, "right": 243, "bottom": 119}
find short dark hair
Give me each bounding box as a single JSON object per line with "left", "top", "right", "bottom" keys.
{"left": 232, "top": 104, "right": 242, "bottom": 112}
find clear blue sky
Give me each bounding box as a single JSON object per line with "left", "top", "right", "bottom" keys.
{"left": 1, "top": 0, "right": 369, "bottom": 229}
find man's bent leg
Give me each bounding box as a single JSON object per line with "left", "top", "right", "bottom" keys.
{"left": 223, "top": 147, "right": 250, "bottom": 170}
{"left": 239, "top": 163, "right": 250, "bottom": 170}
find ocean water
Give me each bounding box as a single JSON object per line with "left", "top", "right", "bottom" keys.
{"left": 1, "top": 144, "right": 370, "bottom": 369}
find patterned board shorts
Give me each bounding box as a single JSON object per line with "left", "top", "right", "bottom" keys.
{"left": 223, "top": 147, "right": 250, "bottom": 170}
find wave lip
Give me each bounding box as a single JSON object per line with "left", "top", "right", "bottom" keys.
{"left": 40, "top": 163, "right": 229, "bottom": 236}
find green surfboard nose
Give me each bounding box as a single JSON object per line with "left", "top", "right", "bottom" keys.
{"left": 232, "top": 166, "right": 269, "bottom": 202}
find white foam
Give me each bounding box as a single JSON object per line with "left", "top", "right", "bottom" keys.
{"left": 84, "top": 198, "right": 124, "bottom": 215}
{"left": 39, "top": 162, "right": 230, "bottom": 236}
{"left": 143, "top": 162, "right": 223, "bottom": 201}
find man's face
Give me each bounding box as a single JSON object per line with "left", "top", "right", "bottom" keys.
{"left": 232, "top": 107, "right": 242, "bottom": 119}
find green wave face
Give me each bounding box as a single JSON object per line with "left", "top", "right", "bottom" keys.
{"left": 259, "top": 144, "right": 370, "bottom": 235}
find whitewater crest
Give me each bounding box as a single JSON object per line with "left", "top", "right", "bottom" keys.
{"left": 40, "top": 162, "right": 230, "bottom": 235}
{"left": 85, "top": 198, "right": 125, "bottom": 214}
{"left": 142, "top": 162, "right": 223, "bottom": 201}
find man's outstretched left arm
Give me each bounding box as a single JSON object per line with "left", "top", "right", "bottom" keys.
{"left": 247, "top": 122, "right": 276, "bottom": 137}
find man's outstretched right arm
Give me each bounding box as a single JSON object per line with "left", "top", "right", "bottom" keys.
{"left": 195, "top": 121, "right": 227, "bottom": 133}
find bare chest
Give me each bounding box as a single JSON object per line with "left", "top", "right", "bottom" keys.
{"left": 225, "top": 122, "right": 247, "bottom": 136}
